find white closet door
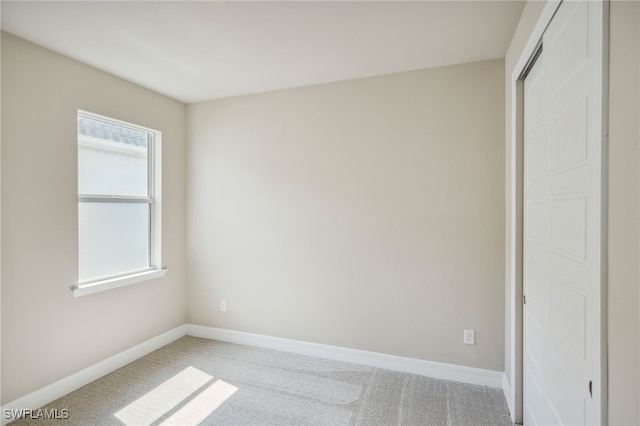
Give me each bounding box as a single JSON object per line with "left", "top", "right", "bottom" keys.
{"left": 523, "top": 1, "right": 604, "bottom": 425}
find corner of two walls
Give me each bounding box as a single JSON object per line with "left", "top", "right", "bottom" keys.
{"left": 1, "top": 29, "right": 507, "bottom": 405}
{"left": 186, "top": 59, "right": 506, "bottom": 372}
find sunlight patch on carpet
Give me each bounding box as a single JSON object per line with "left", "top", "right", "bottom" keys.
{"left": 114, "top": 366, "right": 213, "bottom": 425}
{"left": 160, "top": 379, "right": 238, "bottom": 425}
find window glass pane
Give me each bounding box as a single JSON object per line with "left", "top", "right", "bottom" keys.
{"left": 79, "top": 202, "right": 150, "bottom": 282}
{"left": 78, "top": 115, "right": 149, "bottom": 197}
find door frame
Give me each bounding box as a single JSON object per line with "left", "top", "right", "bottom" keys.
{"left": 506, "top": 0, "right": 609, "bottom": 423}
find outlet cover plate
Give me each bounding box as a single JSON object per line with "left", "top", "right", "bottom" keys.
{"left": 464, "top": 329, "right": 475, "bottom": 345}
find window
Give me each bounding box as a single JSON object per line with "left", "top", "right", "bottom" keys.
{"left": 73, "top": 111, "right": 165, "bottom": 297}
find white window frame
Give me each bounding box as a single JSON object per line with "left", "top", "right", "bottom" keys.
{"left": 72, "top": 110, "right": 166, "bottom": 297}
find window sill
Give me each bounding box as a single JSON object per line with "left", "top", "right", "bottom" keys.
{"left": 72, "top": 269, "right": 167, "bottom": 297}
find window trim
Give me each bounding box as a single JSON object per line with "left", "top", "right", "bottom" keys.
{"left": 72, "top": 269, "right": 167, "bottom": 297}
{"left": 72, "top": 110, "right": 166, "bottom": 297}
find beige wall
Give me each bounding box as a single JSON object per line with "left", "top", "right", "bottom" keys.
{"left": 0, "top": 30, "right": 3, "bottom": 406}
{"left": 505, "top": 1, "right": 640, "bottom": 424}
{"left": 0, "top": 30, "right": 4, "bottom": 406}
{"left": 608, "top": 1, "right": 640, "bottom": 424}
{"left": 187, "top": 60, "right": 506, "bottom": 372}
{"left": 0, "top": 33, "right": 188, "bottom": 403}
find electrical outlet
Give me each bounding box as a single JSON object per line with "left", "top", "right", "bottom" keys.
{"left": 464, "top": 329, "right": 475, "bottom": 345}
{"left": 220, "top": 300, "right": 227, "bottom": 312}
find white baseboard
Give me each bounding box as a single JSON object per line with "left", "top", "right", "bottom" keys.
{"left": 2, "top": 323, "right": 505, "bottom": 425}
{"left": 186, "top": 324, "right": 503, "bottom": 389}
{"left": 503, "top": 372, "right": 515, "bottom": 422}
{"left": 0, "top": 325, "right": 187, "bottom": 426}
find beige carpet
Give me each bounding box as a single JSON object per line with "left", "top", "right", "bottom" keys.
{"left": 11, "top": 336, "right": 513, "bottom": 425}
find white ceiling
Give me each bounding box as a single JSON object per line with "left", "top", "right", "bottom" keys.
{"left": 1, "top": 1, "right": 525, "bottom": 103}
